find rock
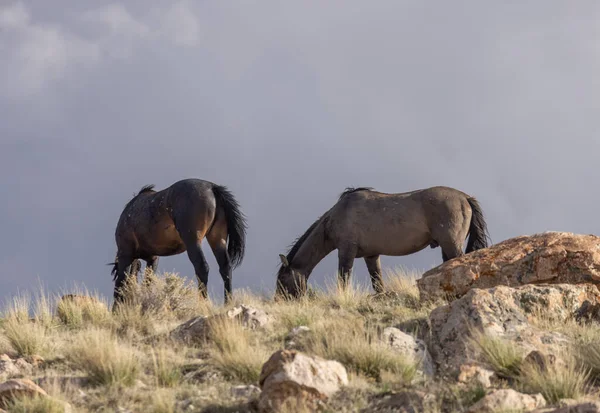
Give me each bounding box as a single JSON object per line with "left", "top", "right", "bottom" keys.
{"left": 171, "top": 305, "right": 272, "bottom": 345}
{"left": 258, "top": 350, "right": 348, "bottom": 412}
{"left": 533, "top": 400, "right": 600, "bottom": 412}
{"left": 226, "top": 305, "right": 273, "bottom": 329}
{"left": 0, "top": 359, "right": 19, "bottom": 381}
{"left": 170, "top": 316, "right": 211, "bottom": 345}
{"left": 231, "top": 384, "right": 261, "bottom": 399}
{"left": 362, "top": 390, "right": 437, "bottom": 413}
{"left": 428, "top": 284, "right": 599, "bottom": 374}
{"left": 418, "top": 232, "right": 600, "bottom": 302}
{"left": 284, "top": 326, "right": 311, "bottom": 351}
{"left": 24, "top": 355, "right": 44, "bottom": 368}
{"left": 467, "top": 389, "right": 545, "bottom": 413}
{"left": 13, "top": 359, "right": 33, "bottom": 375}
{"left": 381, "top": 327, "right": 435, "bottom": 377}
{"left": 0, "top": 379, "right": 48, "bottom": 408}
{"left": 457, "top": 363, "right": 495, "bottom": 388}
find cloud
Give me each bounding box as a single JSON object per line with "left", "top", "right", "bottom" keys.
{"left": 159, "top": 1, "right": 200, "bottom": 46}
{"left": 0, "top": 2, "right": 100, "bottom": 98}
{"left": 0, "top": 1, "right": 201, "bottom": 99}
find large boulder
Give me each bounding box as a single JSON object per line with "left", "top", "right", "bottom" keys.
{"left": 467, "top": 389, "right": 545, "bottom": 413}
{"left": 428, "top": 283, "right": 600, "bottom": 374}
{"left": 258, "top": 350, "right": 348, "bottom": 412}
{"left": 418, "top": 232, "right": 600, "bottom": 302}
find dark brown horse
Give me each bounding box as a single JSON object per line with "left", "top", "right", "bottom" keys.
{"left": 109, "top": 178, "right": 247, "bottom": 305}
{"left": 276, "top": 186, "right": 490, "bottom": 298}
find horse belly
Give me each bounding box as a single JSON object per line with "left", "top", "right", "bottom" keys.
{"left": 359, "top": 221, "right": 432, "bottom": 257}
{"left": 139, "top": 222, "right": 187, "bottom": 257}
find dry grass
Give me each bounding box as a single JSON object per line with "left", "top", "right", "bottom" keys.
{"left": 150, "top": 347, "right": 183, "bottom": 387}
{"left": 208, "top": 316, "right": 271, "bottom": 383}
{"left": 519, "top": 354, "right": 591, "bottom": 403}
{"left": 579, "top": 341, "right": 600, "bottom": 380}
{"left": 68, "top": 328, "right": 140, "bottom": 386}
{"left": 468, "top": 329, "right": 524, "bottom": 378}
{"left": 2, "top": 317, "right": 48, "bottom": 357}
{"left": 301, "top": 318, "right": 418, "bottom": 383}
{"left": 56, "top": 291, "right": 111, "bottom": 329}
{"left": 5, "top": 395, "right": 67, "bottom": 413}
{"left": 2, "top": 269, "right": 600, "bottom": 412}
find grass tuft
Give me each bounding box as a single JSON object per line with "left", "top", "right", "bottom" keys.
{"left": 5, "top": 395, "right": 67, "bottom": 413}
{"left": 519, "top": 354, "right": 591, "bottom": 403}
{"left": 208, "top": 316, "right": 270, "bottom": 383}
{"left": 468, "top": 330, "right": 523, "bottom": 378}
{"left": 2, "top": 317, "right": 48, "bottom": 357}
{"left": 68, "top": 328, "right": 140, "bottom": 386}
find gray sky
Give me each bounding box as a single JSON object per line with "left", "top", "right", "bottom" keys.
{"left": 1, "top": 1, "right": 599, "bottom": 303}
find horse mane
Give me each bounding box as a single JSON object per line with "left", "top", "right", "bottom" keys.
{"left": 338, "top": 187, "right": 373, "bottom": 201}
{"left": 278, "top": 214, "right": 327, "bottom": 275}
{"left": 137, "top": 184, "right": 156, "bottom": 195}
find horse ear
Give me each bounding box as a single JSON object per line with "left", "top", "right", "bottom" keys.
{"left": 279, "top": 254, "right": 289, "bottom": 267}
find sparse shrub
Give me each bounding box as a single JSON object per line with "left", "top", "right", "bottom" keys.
{"left": 56, "top": 294, "right": 111, "bottom": 329}
{"left": 469, "top": 330, "right": 523, "bottom": 378}
{"left": 69, "top": 328, "right": 140, "bottom": 386}
{"left": 118, "top": 272, "right": 206, "bottom": 321}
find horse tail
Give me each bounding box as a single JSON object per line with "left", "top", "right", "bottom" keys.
{"left": 212, "top": 185, "right": 248, "bottom": 268}
{"left": 466, "top": 197, "right": 491, "bottom": 253}
{"left": 107, "top": 257, "right": 119, "bottom": 281}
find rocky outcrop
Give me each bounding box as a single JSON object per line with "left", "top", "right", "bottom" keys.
{"left": 467, "top": 389, "right": 545, "bottom": 413}
{"left": 258, "top": 350, "right": 348, "bottom": 412}
{"left": 428, "top": 283, "right": 600, "bottom": 374}
{"left": 381, "top": 327, "right": 435, "bottom": 377}
{"left": 418, "top": 232, "right": 600, "bottom": 302}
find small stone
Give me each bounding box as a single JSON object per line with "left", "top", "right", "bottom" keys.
{"left": 231, "top": 384, "right": 261, "bottom": 398}
{"left": 468, "top": 389, "right": 546, "bottom": 413}
{"left": 457, "top": 364, "right": 495, "bottom": 388}
{"left": 259, "top": 350, "right": 348, "bottom": 412}
{"left": 382, "top": 327, "right": 435, "bottom": 377}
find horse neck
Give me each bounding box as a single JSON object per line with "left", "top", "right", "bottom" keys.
{"left": 291, "top": 223, "right": 334, "bottom": 277}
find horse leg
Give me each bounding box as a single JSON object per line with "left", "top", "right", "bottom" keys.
{"left": 183, "top": 238, "right": 210, "bottom": 299}
{"left": 440, "top": 241, "right": 464, "bottom": 262}
{"left": 364, "top": 255, "right": 384, "bottom": 293}
{"left": 143, "top": 256, "right": 159, "bottom": 286}
{"left": 337, "top": 244, "right": 357, "bottom": 290}
{"left": 207, "top": 222, "right": 233, "bottom": 304}
{"left": 113, "top": 256, "right": 135, "bottom": 307}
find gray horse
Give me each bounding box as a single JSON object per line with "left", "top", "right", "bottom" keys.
{"left": 109, "top": 178, "right": 247, "bottom": 305}
{"left": 276, "top": 186, "right": 490, "bottom": 298}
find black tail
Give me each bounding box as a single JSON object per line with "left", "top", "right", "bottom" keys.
{"left": 108, "top": 258, "right": 119, "bottom": 281}
{"left": 212, "top": 185, "right": 248, "bottom": 268}
{"left": 466, "top": 197, "right": 491, "bottom": 253}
